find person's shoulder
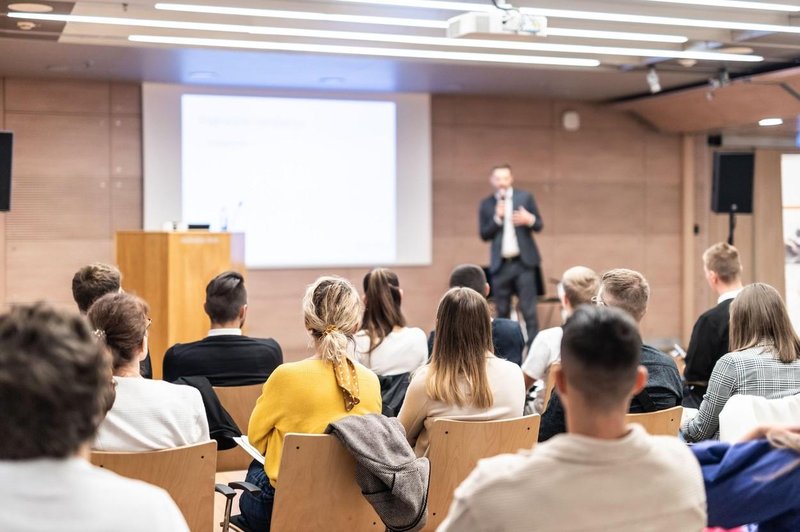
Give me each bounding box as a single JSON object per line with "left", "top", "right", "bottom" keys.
{"left": 534, "top": 326, "right": 563, "bottom": 343}
{"left": 165, "top": 338, "right": 203, "bottom": 355}
{"left": 455, "top": 449, "right": 547, "bottom": 500}
{"left": 403, "top": 327, "right": 429, "bottom": 343}
{"left": 492, "top": 318, "right": 519, "bottom": 332}
{"left": 240, "top": 335, "right": 281, "bottom": 349}
{"left": 646, "top": 434, "right": 705, "bottom": 473}
{"left": 488, "top": 355, "right": 524, "bottom": 378}
{"left": 641, "top": 344, "right": 677, "bottom": 366}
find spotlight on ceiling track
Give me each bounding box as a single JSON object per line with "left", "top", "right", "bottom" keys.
{"left": 646, "top": 67, "right": 662, "bottom": 94}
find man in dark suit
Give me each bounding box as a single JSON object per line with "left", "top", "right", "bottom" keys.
{"left": 682, "top": 242, "right": 743, "bottom": 408}
{"left": 427, "top": 264, "right": 525, "bottom": 365}
{"left": 162, "top": 271, "right": 282, "bottom": 386}
{"left": 72, "top": 262, "right": 153, "bottom": 379}
{"left": 479, "top": 164, "right": 543, "bottom": 344}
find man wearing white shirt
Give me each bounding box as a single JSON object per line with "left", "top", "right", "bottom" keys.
{"left": 683, "top": 242, "right": 744, "bottom": 408}
{"left": 479, "top": 164, "right": 544, "bottom": 345}
{"left": 0, "top": 303, "right": 188, "bottom": 532}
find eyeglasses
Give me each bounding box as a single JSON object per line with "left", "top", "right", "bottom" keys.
{"left": 591, "top": 295, "right": 607, "bottom": 307}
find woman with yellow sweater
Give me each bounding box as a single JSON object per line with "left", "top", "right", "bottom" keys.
{"left": 240, "top": 276, "right": 382, "bottom": 530}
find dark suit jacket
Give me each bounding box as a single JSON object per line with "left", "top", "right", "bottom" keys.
{"left": 162, "top": 334, "right": 282, "bottom": 386}
{"left": 479, "top": 188, "right": 544, "bottom": 273}
{"left": 427, "top": 318, "right": 525, "bottom": 366}
{"left": 684, "top": 298, "right": 733, "bottom": 385}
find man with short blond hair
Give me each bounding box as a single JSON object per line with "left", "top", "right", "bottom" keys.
{"left": 683, "top": 242, "right": 744, "bottom": 407}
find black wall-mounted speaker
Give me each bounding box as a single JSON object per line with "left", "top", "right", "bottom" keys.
{"left": 0, "top": 132, "right": 12, "bottom": 212}
{"left": 711, "top": 152, "right": 754, "bottom": 214}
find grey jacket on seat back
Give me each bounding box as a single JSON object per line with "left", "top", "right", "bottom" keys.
{"left": 326, "top": 414, "right": 429, "bottom": 532}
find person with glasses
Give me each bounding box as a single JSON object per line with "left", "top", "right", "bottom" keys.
{"left": 88, "top": 292, "right": 210, "bottom": 451}
{"left": 537, "top": 269, "right": 683, "bottom": 442}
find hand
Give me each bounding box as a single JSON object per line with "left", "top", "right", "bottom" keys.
{"left": 495, "top": 200, "right": 506, "bottom": 220}
{"left": 512, "top": 206, "right": 535, "bottom": 227}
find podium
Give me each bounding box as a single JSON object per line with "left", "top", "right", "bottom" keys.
{"left": 115, "top": 231, "right": 245, "bottom": 379}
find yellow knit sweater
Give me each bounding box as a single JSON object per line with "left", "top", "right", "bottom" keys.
{"left": 247, "top": 358, "right": 382, "bottom": 487}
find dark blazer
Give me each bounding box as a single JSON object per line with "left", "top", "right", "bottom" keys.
{"left": 684, "top": 298, "right": 733, "bottom": 385}
{"left": 427, "top": 317, "right": 525, "bottom": 366}
{"left": 163, "top": 334, "right": 282, "bottom": 387}
{"left": 479, "top": 188, "right": 544, "bottom": 273}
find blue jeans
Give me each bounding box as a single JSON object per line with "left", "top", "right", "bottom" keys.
{"left": 240, "top": 460, "right": 276, "bottom": 531}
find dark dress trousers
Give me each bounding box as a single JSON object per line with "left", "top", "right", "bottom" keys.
{"left": 683, "top": 298, "right": 733, "bottom": 408}
{"left": 162, "top": 334, "right": 282, "bottom": 386}
{"left": 479, "top": 189, "right": 544, "bottom": 343}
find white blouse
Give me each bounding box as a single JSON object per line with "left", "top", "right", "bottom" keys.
{"left": 354, "top": 327, "right": 428, "bottom": 376}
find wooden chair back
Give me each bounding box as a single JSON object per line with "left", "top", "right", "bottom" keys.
{"left": 271, "top": 434, "right": 382, "bottom": 532}
{"left": 625, "top": 406, "right": 683, "bottom": 436}
{"left": 424, "top": 415, "right": 540, "bottom": 531}
{"left": 91, "top": 440, "right": 217, "bottom": 532}
{"left": 213, "top": 384, "right": 263, "bottom": 471}
{"left": 543, "top": 362, "right": 560, "bottom": 411}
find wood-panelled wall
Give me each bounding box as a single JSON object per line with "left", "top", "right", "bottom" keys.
{"left": 1, "top": 81, "right": 689, "bottom": 362}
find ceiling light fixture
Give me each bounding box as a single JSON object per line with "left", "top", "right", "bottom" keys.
{"left": 646, "top": 67, "right": 662, "bottom": 93}
{"left": 128, "top": 34, "right": 601, "bottom": 67}
{"left": 644, "top": 0, "right": 800, "bottom": 12}
{"left": 759, "top": 118, "right": 784, "bottom": 126}
{"left": 7, "top": 3, "right": 53, "bottom": 12}
{"left": 8, "top": 13, "right": 761, "bottom": 62}
{"left": 334, "top": 0, "right": 800, "bottom": 34}
{"left": 155, "top": 3, "right": 689, "bottom": 43}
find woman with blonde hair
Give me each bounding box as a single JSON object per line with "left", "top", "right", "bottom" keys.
{"left": 240, "top": 276, "right": 382, "bottom": 530}
{"left": 398, "top": 287, "right": 525, "bottom": 457}
{"left": 683, "top": 283, "right": 800, "bottom": 442}
{"left": 354, "top": 268, "right": 427, "bottom": 375}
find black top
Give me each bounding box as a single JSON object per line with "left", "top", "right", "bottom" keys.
{"left": 684, "top": 298, "right": 733, "bottom": 385}
{"left": 426, "top": 317, "right": 525, "bottom": 366}
{"left": 538, "top": 344, "right": 683, "bottom": 442}
{"left": 479, "top": 189, "right": 544, "bottom": 274}
{"left": 162, "top": 334, "right": 282, "bottom": 387}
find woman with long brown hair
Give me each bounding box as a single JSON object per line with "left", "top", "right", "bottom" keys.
{"left": 398, "top": 287, "right": 525, "bottom": 456}
{"left": 354, "top": 268, "right": 427, "bottom": 375}
{"left": 683, "top": 283, "right": 800, "bottom": 442}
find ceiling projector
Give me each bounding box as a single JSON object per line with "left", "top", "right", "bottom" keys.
{"left": 447, "top": 10, "right": 548, "bottom": 39}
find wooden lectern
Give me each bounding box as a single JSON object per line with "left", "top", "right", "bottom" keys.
{"left": 116, "top": 231, "right": 245, "bottom": 379}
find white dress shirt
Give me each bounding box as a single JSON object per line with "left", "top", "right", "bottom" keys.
{"left": 207, "top": 327, "right": 243, "bottom": 337}
{"left": 718, "top": 287, "right": 743, "bottom": 304}
{"left": 499, "top": 187, "right": 521, "bottom": 258}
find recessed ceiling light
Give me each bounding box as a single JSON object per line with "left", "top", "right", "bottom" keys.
{"left": 8, "top": 3, "right": 53, "bottom": 12}
{"left": 718, "top": 46, "right": 755, "bottom": 54}
{"left": 759, "top": 118, "right": 784, "bottom": 126}
{"left": 677, "top": 58, "right": 698, "bottom": 67}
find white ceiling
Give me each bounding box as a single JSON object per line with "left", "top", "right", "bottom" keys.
{"left": 1, "top": 0, "right": 799, "bottom": 101}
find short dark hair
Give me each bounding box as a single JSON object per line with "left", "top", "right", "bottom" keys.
{"left": 72, "top": 263, "right": 122, "bottom": 313}
{"left": 0, "top": 303, "right": 115, "bottom": 459}
{"left": 88, "top": 292, "right": 149, "bottom": 373}
{"left": 491, "top": 163, "right": 512, "bottom": 173}
{"left": 449, "top": 264, "right": 487, "bottom": 296}
{"left": 561, "top": 305, "right": 642, "bottom": 409}
{"left": 205, "top": 271, "right": 247, "bottom": 324}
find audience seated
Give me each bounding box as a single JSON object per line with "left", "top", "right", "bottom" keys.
{"left": 538, "top": 269, "right": 683, "bottom": 441}
{"left": 693, "top": 425, "right": 800, "bottom": 530}
{"left": 398, "top": 287, "right": 525, "bottom": 457}
{"left": 0, "top": 303, "right": 189, "bottom": 532}
{"left": 427, "top": 264, "right": 525, "bottom": 366}
{"left": 241, "top": 276, "right": 382, "bottom": 531}
{"left": 438, "top": 306, "right": 706, "bottom": 531}
{"left": 683, "top": 283, "right": 800, "bottom": 442}
{"left": 162, "top": 271, "right": 282, "bottom": 386}
{"left": 683, "top": 243, "right": 744, "bottom": 408}
{"left": 89, "top": 292, "right": 209, "bottom": 451}
{"left": 521, "top": 266, "right": 599, "bottom": 412}
{"left": 72, "top": 262, "right": 152, "bottom": 379}
{"left": 354, "top": 268, "right": 427, "bottom": 375}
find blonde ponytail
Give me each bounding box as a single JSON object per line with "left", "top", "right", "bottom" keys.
{"left": 303, "top": 276, "right": 361, "bottom": 363}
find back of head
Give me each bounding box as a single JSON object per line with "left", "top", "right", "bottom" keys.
{"left": 361, "top": 268, "right": 406, "bottom": 352}
{"left": 0, "top": 303, "right": 114, "bottom": 459}
{"left": 561, "top": 305, "right": 642, "bottom": 409}
{"left": 72, "top": 263, "right": 122, "bottom": 314}
{"left": 703, "top": 242, "right": 742, "bottom": 283}
{"left": 87, "top": 292, "right": 149, "bottom": 373}
{"left": 304, "top": 276, "right": 362, "bottom": 364}
{"left": 448, "top": 264, "right": 488, "bottom": 296}
{"left": 429, "top": 287, "right": 494, "bottom": 408}
{"left": 561, "top": 266, "right": 600, "bottom": 308}
{"left": 599, "top": 268, "right": 650, "bottom": 322}
{"left": 730, "top": 283, "right": 800, "bottom": 363}
{"left": 205, "top": 271, "right": 247, "bottom": 325}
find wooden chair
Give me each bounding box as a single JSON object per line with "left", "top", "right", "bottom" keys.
{"left": 424, "top": 415, "right": 540, "bottom": 531}
{"left": 626, "top": 406, "right": 683, "bottom": 436}
{"left": 214, "top": 384, "right": 264, "bottom": 471}
{"left": 270, "top": 434, "right": 382, "bottom": 532}
{"left": 543, "top": 362, "right": 560, "bottom": 412}
{"left": 91, "top": 440, "right": 217, "bottom": 532}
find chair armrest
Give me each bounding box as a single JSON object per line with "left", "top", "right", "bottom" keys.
{"left": 228, "top": 481, "right": 262, "bottom": 496}
{"left": 215, "top": 483, "right": 237, "bottom": 499}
